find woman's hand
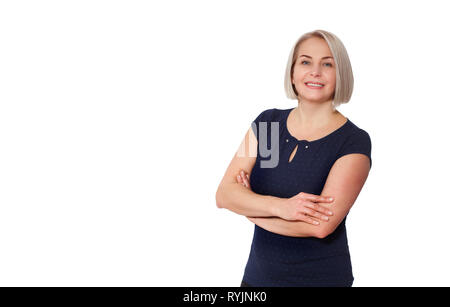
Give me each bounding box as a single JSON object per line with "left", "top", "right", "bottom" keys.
{"left": 236, "top": 170, "right": 251, "bottom": 189}
{"left": 236, "top": 169, "right": 334, "bottom": 225}
{"left": 276, "top": 192, "right": 334, "bottom": 225}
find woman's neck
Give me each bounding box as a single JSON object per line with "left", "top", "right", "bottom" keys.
{"left": 293, "top": 100, "right": 343, "bottom": 130}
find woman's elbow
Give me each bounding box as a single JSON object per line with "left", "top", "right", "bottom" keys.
{"left": 215, "top": 187, "right": 223, "bottom": 208}
{"left": 215, "top": 185, "right": 227, "bottom": 209}
{"left": 312, "top": 225, "right": 333, "bottom": 239}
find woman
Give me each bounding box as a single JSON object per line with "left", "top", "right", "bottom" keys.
{"left": 215, "top": 29, "right": 372, "bottom": 287}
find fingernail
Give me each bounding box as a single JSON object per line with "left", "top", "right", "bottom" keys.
{"left": 328, "top": 211, "right": 333, "bottom": 215}
{"left": 328, "top": 197, "right": 333, "bottom": 201}
{"left": 237, "top": 175, "right": 241, "bottom": 180}
{"left": 314, "top": 221, "right": 319, "bottom": 225}
{"left": 323, "top": 216, "right": 329, "bottom": 221}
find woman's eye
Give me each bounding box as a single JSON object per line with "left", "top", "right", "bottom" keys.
{"left": 300, "top": 61, "right": 332, "bottom": 67}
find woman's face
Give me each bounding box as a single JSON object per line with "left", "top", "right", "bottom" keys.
{"left": 291, "top": 37, "right": 336, "bottom": 103}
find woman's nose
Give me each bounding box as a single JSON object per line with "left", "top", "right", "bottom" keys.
{"left": 309, "top": 69, "right": 321, "bottom": 77}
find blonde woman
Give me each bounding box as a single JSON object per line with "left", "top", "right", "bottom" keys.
{"left": 215, "top": 29, "right": 372, "bottom": 287}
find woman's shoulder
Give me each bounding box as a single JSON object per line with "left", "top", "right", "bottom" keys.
{"left": 336, "top": 118, "right": 372, "bottom": 167}
{"left": 252, "top": 108, "right": 275, "bottom": 123}
{"left": 251, "top": 108, "right": 288, "bottom": 139}
{"left": 345, "top": 118, "right": 372, "bottom": 140}
{"left": 253, "top": 107, "right": 291, "bottom": 123}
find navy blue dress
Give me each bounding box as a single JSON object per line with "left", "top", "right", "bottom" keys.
{"left": 242, "top": 107, "right": 372, "bottom": 287}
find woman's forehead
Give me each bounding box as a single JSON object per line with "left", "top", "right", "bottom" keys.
{"left": 298, "top": 37, "right": 330, "bottom": 50}
{"left": 298, "top": 54, "right": 334, "bottom": 60}
{"left": 297, "top": 40, "right": 333, "bottom": 59}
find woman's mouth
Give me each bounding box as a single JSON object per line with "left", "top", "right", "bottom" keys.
{"left": 304, "top": 82, "right": 325, "bottom": 89}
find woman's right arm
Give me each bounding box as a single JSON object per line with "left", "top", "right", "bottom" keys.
{"left": 215, "top": 126, "right": 279, "bottom": 217}
{"left": 215, "top": 126, "right": 334, "bottom": 221}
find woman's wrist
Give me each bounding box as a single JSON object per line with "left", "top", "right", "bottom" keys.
{"left": 265, "top": 195, "right": 284, "bottom": 218}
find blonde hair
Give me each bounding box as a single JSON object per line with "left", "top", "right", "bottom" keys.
{"left": 284, "top": 29, "right": 354, "bottom": 109}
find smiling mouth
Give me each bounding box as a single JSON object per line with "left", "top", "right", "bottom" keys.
{"left": 304, "top": 82, "right": 325, "bottom": 89}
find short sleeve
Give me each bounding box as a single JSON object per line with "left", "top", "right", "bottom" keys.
{"left": 251, "top": 108, "right": 275, "bottom": 139}
{"left": 335, "top": 129, "right": 372, "bottom": 168}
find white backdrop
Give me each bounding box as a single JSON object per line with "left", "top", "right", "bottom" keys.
{"left": 1, "top": 0, "right": 449, "bottom": 287}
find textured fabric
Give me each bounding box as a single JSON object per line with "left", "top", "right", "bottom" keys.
{"left": 242, "top": 107, "right": 372, "bottom": 287}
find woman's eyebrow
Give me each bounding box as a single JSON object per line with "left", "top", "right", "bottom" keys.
{"left": 299, "top": 55, "right": 334, "bottom": 60}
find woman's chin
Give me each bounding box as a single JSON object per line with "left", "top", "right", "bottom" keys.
{"left": 299, "top": 95, "right": 334, "bottom": 103}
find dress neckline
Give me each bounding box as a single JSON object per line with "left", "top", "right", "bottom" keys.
{"left": 282, "top": 107, "right": 350, "bottom": 144}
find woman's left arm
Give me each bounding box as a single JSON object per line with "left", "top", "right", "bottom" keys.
{"left": 239, "top": 153, "right": 371, "bottom": 238}
{"left": 246, "top": 216, "right": 317, "bottom": 237}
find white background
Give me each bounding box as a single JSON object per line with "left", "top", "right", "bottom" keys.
{"left": 0, "top": 0, "right": 449, "bottom": 287}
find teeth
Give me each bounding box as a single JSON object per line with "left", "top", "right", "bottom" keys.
{"left": 306, "top": 83, "right": 324, "bottom": 87}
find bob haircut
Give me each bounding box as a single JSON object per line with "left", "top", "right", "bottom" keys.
{"left": 284, "top": 29, "right": 354, "bottom": 109}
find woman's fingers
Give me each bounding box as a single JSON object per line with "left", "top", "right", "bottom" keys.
{"left": 302, "top": 207, "right": 330, "bottom": 221}
{"left": 299, "top": 192, "right": 334, "bottom": 203}
{"left": 242, "top": 172, "right": 250, "bottom": 188}
{"left": 304, "top": 202, "right": 334, "bottom": 216}
{"left": 237, "top": 174, "right": 244, "bottom": 185}
{"left": 237, "top": 173, "right": 249, "bottom": 188}
{"left": 237, "top": 170, "right": 250, "bottom": 189}
{"left": 301, "top": 214, "right": 320, "bottom": 225}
